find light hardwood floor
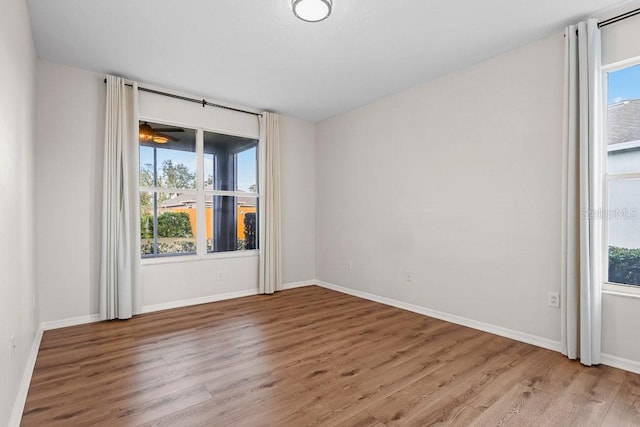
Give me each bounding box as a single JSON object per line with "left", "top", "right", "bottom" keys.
{"left": 22, "top": 286, "right": 640, "bottom": 426}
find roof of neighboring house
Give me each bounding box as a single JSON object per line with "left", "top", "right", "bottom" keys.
{"left": 160, "top": 192, "right": 256, "bottom": 209}
{"left": 608, "top": 99, "right": 640, "bottom": 145}
{"left": 160, "top": 193, "right": 195, "bottom": 208}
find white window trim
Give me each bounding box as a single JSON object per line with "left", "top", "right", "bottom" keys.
{"left": 608, "top": 139, "right": 640, "bottom": 152}
{"left": 603, "top": 282, "right": 640, "bottom": 299}
{"left": 139, "top": 116, "right": 260, "bottom": 263}
{"left": 607, "top": 172, "right": 640, "bottom": 181}
{"left": 141, "top": 249, "right": 259, "bottom": 266}
{"left": 601, "top": 58, "right": 640, "bottom": 296}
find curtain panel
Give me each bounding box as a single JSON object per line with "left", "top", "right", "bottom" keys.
{"left": 259, "top": 112, "right": 282, "bottom": 295}
{"left": 100, "top": 75, "right": 140, "bottom": 320}
{"left": 561, "top": 19, "right": 603, "bottom": 366}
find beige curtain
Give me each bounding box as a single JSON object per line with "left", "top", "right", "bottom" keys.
{"left": 100, "top": 75, "right": 140, "bottom": 319}
{"left": 561, "top": 19, "right": 603, "bottom": 366}
{"left": 258, "top": 112, "right": 282, "bottom": 294}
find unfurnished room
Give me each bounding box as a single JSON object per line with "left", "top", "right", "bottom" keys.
{"left": 2, "top": 0, "right": 640, "bottom": 425}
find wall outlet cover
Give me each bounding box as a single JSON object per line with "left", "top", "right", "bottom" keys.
{"left": 548, "top": 291, "right": 560, "bottom": 308}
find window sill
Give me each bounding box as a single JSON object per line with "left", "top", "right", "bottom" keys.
{"left": 141, "top": 249, "right": 259, "bottom": 266}
{"left": 602, "top": 282, "right": 640, "bottom": 299}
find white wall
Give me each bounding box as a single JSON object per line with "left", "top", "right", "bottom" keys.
{"left": 35, "top": 60, "right": 105, "bottom": 322}
{"left": 280, "top": 115, "right": 316, "bottom": 284}
{"left": 316, "top": 34, "right": 565, "bottom": 343}
{"left": 140, "top": 256, "right": 259, "bottom": 308}
{"left": 0, "top": 0, "right": 38, "bottom": 423}
{"left": 602, "top": 295, "right": 640, "bottom": 363}
{"left": 602, "top": 12, "right": 640, "bottom": 65}
{"left": 35, "top": 60, "right": 317, "bottom": 319}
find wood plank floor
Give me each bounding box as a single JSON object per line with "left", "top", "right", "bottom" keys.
{"left": 22, "top": 286, "right": 640, "bottom": 426}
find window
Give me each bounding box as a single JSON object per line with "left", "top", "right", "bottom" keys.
{"left": 203, "top": 131, "right": 258, "bottom": 253}
{"left": 139, "top": 121, "right": 259, "bottom": 258}
{"left": 604, "top": 63, "right": 640, "bottom": 291}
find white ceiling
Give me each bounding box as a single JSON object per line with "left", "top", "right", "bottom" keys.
{"left": 27, "top": 0, "right": 634, "bottom": 122}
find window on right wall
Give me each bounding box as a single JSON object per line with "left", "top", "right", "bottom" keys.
{"left": 604, "top": 63, "right": 640, "bottom": 294}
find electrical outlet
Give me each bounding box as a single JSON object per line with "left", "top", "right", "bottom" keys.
{"left": 405, "top": 272, "right": 413, "bottom": 282}
{"left": 347, "top": 260, "right": 352, "bottom": 270}
{"left": 10, "top": 335, "right": 15, "bottom": 360}
{"left": 217, "top": 271, "right": 223, "bottom": 280}
{"left": 548, "top": 292, "right": 560, "bottom": 308}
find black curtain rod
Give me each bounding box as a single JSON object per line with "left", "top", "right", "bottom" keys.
{"left": 598, "top": 6, "right": 640, "bottom": 28}
{"left": 103, "top": 78, "right": 262, "bottom": 117}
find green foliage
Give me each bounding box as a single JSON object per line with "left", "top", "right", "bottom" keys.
{"left": 140, "top": 211, "right": 193, "bottom": 239}
{"left": 157, "top": 212, "right": 193, "bottom": 238}
{"left": 162, "top": 160, "right": 195, "bottom": 189}
{"left": 609, "top": 246, "right": 640, "bottom": 286}
{"left": 244, "top": 213, "right": 257, "bottom": 250}
{"left": 140, "top": 212, "right": 154, "bottom": 239}
{"left": 140, "top": 163, "right": 155, "bottom": 187}
{"left": 140, "top": 163, "right": 155, "bottom": 211}
{"left": 141, "top": 240, "right": 196, "bottom": 256}
{"left": 140, "top": 193, "right": 153, "bottom": 212}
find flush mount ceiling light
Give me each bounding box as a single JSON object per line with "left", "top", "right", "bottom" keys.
{"left": 292, "top": 0, "right": 332, "bottom": 23}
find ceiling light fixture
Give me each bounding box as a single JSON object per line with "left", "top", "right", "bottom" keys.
{"left": 292, "top": 0, "right": 332, "bottom": 23}
{"left": 139, "top": 123, "right": 169, "bottom": 144}
{"left": 139, "top": 123, "right": 154, "bottom": 141}
{"left": 152, "top": 135, "right": 169, "bottom": 144}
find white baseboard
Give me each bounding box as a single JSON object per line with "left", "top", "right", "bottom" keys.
{"left": 315, "top": 280, "right": 640, "bottom": 374}
{"left": 9, "top": 327, "right": 43, "bottom": 427}
{"left": 601, "top": 353, "right": 640, "bottom": 375}
{"left": 140, "top": 288, "right": 259, "bottom": 314}
{"left": 37, "top": 284, "right": 311, "bottom": 328}
{"left": 41, "top": 314, "right": 102, "bottom": 331}
{"left": 314, "top": 280, "right": 562, "bottom": 353}
{"left": 142, "top": 283, "right": 315, "bottom": 312}
{"left": 281, "top": 280, "right": 314, "bottom": 290}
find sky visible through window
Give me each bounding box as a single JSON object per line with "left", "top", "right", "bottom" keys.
{"left": 236, "top": 148, "right": 257, "bottom": 191}
{"left": 608, "top": 64, "right": 640, "bottom": 105}
{"left": 140, "top": 144, "right": 257, "bottom": 192}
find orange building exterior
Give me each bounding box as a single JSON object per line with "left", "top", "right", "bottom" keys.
{"left": 165, "top": 206, "right": 256, "bottom": 240}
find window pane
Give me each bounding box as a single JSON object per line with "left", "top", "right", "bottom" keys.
{"left": 237, "top": 146, "right": 258, "bottom": 193}
{"left": 204, "top": 131, "right": 258, "bottom": 192}
{"left": 139, "top": 121, "right": 197, "bottom": 189}
{"left": 140, "top": 191, "right": 155, "bottom": 256}
{"left": 608, "top": 148, "right": 640, "bottom": 174}
{"left": 608, "top": 179, "right": 640, "bottom": 286}
{"left": 607, "top": 65, "right": 640, "bottom": 174}
{"left": 207, "top": 195, "right": 258, "bottom": 253}
{"left": 140, "top": 191, "right": 197, "bottom": 257}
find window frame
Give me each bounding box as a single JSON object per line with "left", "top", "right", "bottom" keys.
{"left": 138, "top": 116, "right": 260, "bottom": 265}
{"left": 202, "top": 129, "right": 259, "bottom": 254}
{"left": 601, "top": 58, "right": 640, "bottom": 298}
